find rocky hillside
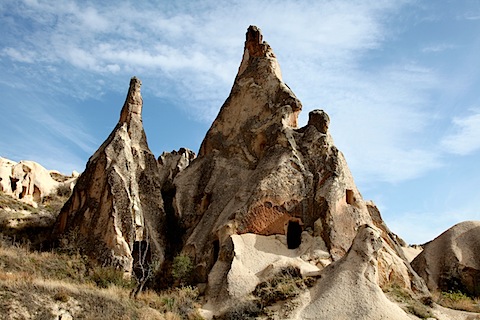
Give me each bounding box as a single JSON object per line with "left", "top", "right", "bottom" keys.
{"left": 1, "top": 26, "right": 479, "bottom": 320}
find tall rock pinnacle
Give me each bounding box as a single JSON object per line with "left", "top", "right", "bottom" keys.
{"left": 199, "top": 25, "right": 300, "bottom": 160}
{"left": 119, "top": 76, "right": 143, "bottom": 124}
{"left": 173, "top": 26, "right": 427, "bottom": 301}
{"left": 53, "top": 77, "right": 165, "bottom": 273}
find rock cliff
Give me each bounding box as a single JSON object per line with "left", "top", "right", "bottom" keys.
{"left": 53, "top": 77, "right": 165, "bottom": 273}
{"left": 412, "top": 220, "right": 480, "bottom": 296}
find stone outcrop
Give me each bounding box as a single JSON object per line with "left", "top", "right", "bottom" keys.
{"left": 172, "top": 26, "right": 427, "bottom": 298}
{"left": 297, "top": 225, "right": 411, "bottom": 320}
{"left": 53, "top": 77, "right": 166, "bottom": 273}
{"left": 412, "top": 220, "right": 480, "bottom": 296}
{"left": 0, "top": 157, "right": 74, "bottom": 207}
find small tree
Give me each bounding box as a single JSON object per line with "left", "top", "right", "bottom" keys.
{"left": 172, "top": 254, "right": 193, "bottom": 286}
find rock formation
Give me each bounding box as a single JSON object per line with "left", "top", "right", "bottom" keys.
{"left": 49, "top": 27, "right": 429, "bottom": 314}
{"left": 172, "top": 25, "right": 427, "bottom": 299}
{"left": 412, "top": 220, "right": 480, "bottom": 296}
{"left": 53, "top": 77, "right": 166, "bottom": 273}
{"left": 0, "top": 157, "right": 74, "bottom": 207}
{"left": 296, "top": 225, "right": 411, "bottom": 320}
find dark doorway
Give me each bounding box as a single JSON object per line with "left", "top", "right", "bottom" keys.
{"left": 287, "top": 221, "right": 302, "bottom": 249}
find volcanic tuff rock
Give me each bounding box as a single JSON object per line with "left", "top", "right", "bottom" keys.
{"left": 412, "top": 220, "right": 480, "bottom": 296}
{"left": 173, "top": 25, "right": 427, "bottom": 297}
{"left": 53, "top": 77, "right": 166, "bottom": 273}
{"left": 297, "top": 225, "right": 411, "bottom": 320}
{"left": 0, "top": 157, "right": 74, "bottom": 207}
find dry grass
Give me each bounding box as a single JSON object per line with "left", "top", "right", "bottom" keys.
{"left": 434, "top": 291, "right": 480, "bottom": 313}
{"left": 0, "top": 238, "right": 204, "bottom": 320}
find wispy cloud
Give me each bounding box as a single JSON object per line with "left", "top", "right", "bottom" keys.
{"left": 0, "top": 0, "right": 470, "bottom": 186}
{"left": 421, "top": 43, "right": 456, "bottom": 53}
{"left": 441, "top": 109, "right": 480, "bottom": 155}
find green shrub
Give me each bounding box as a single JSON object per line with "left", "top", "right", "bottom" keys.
{"left": 172, "top": 254, "right": 193, "bottom": 285}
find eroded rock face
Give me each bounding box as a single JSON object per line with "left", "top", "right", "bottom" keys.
{"left": 412, "top": 221, "right": 480, "bottom": 296}
{"left": 158, "top": 148, "right": 196, "bottom": 190}
{"left": 297, "top": 225, "right": 411, "bottom": 320}
{"left": 0, "top": 157, "right": 73, "bottom": 207}
{"left": 173, "top": 25, "right": 427, "bottom": 298}
{"left": 53, "top": 77, "right": 165, "bottom": 273}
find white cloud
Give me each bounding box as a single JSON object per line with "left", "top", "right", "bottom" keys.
{"left": 441, "top": 110, "right": 480, "bottom": 155}
{"left": 0, "top": 0, "right": 453, "bottom": 184}
{"left": 2, "top": 47, "right": 35, "bottom": 63}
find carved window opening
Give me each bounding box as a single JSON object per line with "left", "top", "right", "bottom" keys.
{"left": 346, "top": 189, "right": 354, "bottom": 205}
{"left": 287, "top": 220, "right": 302, "bottom": 249}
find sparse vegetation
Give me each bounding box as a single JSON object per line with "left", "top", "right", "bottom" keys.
{"left": 0, "top": 186, "right": 72, "bottom": 248}
{"left": 0, "top": 235, "right": 204, "bottom": 319}
{"left": 216, "top": 266, "right": 315, "bottom": 319}
{"left": 383, "top": 283, "right": 433, "bottom": 319}
{"left": 253, "top": 266, "right": 312, "bottom": 305}
{"left": 434, "top": 290, "right": 480, "bottom": 313}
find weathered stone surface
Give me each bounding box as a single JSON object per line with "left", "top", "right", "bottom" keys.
{"left": 158, "top": 148, "right": 196, "bottom": 190}
{"left": 297, "top": 225, "right": 411, "bottom": 320}
{"left": 172, "top": 26, "right": 425, "bottom": 296}
{"left": 412, "top": 220, "right": 480, "bottom": 296}
{"left": 53, "top": 77, "right": 165, "bottom": 273}
{"left": 0, "top": 157, "right": 73, "bottom": 207}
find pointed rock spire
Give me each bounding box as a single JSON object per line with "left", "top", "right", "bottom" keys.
{"left": 199, "top": 25, "right": 300, "bottom": 158}
{"left": 119, "top": 77, "right": 143, "bottom": 124}
{"left": 53, "top": 77, "right": 165, "bottom": 274}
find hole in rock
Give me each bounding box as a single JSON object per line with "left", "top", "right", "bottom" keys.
{"left": 346, "top": 189, "right": 354, "bottom": 205}
{"left": 33, "top": 185, "right": 41, "bottom": 203}
{"left": 10, "top": 177, "right": 18, "bottom": 192}
{"left": 287, "top": 221, "right": 302, "bottom": 249}
{"left": 19, "top": 186, "right": 27, "bottom": 199}
{"left": 213, "top": 239, "right": 220, "bottom": 263}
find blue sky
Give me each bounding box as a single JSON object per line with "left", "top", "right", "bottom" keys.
{"left": 1, "top": 0, "right": 479, "bottom": 244}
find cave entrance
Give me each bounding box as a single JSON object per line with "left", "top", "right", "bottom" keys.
{"left": 287, "top": 221, "right": 302, "bottom": 249}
